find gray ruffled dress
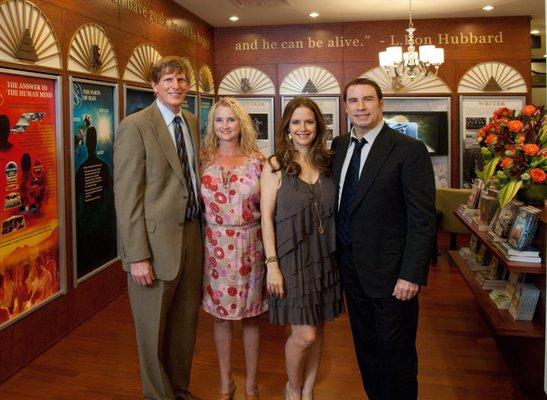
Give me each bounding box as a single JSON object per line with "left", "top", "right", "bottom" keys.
{"left": 268, "top": 172, "right": 344, "bottom": 326}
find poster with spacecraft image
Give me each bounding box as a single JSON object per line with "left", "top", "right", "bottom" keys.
{"left": 0, "top": 69, "right": 66, "bottom": 330}
{"left": 71, "top": 78, "right": 118, "bottom": 284}
{"left": 236, "top": 97, "right": 274, "bottom": 157}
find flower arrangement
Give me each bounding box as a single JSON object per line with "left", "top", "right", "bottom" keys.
{"left": 476, "top": 104, "right": 546, "bottom": 207}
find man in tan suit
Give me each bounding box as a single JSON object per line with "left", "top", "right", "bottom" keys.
{"left": 114, "top": 56, "right": 203, "bottom": 400}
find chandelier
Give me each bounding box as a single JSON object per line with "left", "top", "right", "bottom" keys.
{"left": 379, "top": 0, "right": 444, "bottom": 81}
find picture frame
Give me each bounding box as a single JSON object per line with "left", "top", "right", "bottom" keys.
{"left": 459, "top": 95, "right": 526, "bottom": 188}
{"left": 0, "top": 68, "right": 66, "bottom": 330}
{"left": 70, "top": 77, "right": 119, "bottom": 286}
{"left": 199, "top": 95, "right": 215, "bottom": 138}
{"left": 236, "top": 97, "right": 275, "bottom": 157}
{"left": 182, "top": 93, "right": 198, "bottom": 116}
{"left": 124, "top": 84, "right": 155, "bottom": 117}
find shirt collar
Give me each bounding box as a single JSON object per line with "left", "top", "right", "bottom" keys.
{"left": 155, "top": 99, "right": 183, "bottom": 126}
{"left": 350, "top": 120, "right": 384, "bottom": 146}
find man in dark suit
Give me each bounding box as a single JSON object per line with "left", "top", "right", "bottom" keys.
{"left": 114, "top": 56, "right": 203, "bottom": 400}
{"left": 332, "top": 78, "right": 435, "bottom": 400}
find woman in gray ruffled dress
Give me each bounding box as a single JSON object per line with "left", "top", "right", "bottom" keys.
{"left": 260, "top": 97, "right": 344, "bottom": 400}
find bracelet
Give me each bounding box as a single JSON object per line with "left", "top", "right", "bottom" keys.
{"left": 265, "top": 256, "right": 278, "bottom": 264}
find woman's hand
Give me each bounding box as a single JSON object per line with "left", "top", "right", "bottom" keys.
{"left": 267, "top": 263, "right": 285, "bottom": 299}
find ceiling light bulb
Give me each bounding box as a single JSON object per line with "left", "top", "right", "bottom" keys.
{"left": 229, "top": 16, "right": 239, "bottom": 22}
{"left": 531, "top": 29, "right": 541, "bottom": 35}
{"left": 482, "top": 5, "right": 494, "bottom": 11}
{"left": 309, "top": 12, "right": 319, "bottom": 18}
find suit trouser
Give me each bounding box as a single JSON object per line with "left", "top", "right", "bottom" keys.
{"left": 128, "top": 219, "right": 203, "bottom": 400}
{"left": 340, "top": 248, "right": 418, "bottom": 400}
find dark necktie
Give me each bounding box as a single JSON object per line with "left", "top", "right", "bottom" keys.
{"left": 173, "top": 115, "right": 199, "bottom": 221}
{"left": 337, "top": 137, "right": 368, "bottom": 246}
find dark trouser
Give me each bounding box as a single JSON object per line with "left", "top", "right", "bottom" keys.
{"left": 340, "top": 248, "right": 419, "bottom": 400}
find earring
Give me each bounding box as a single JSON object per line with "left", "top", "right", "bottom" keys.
{"left": 288, "top": 132, "right": 292, "bottom": 141}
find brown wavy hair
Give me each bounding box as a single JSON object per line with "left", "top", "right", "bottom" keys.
{"left": 201, "top": 97, "right": 261, "bottom": 164}
{"left": 269, "top": 97, "right": 331, "bottom": 176}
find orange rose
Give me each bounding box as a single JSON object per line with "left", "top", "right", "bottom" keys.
{"left": 500, "top": 157, "right": 514, "bottom": 169}
{"left": 530, "top": 168, "right": 546, "bottom": 183}
{"left": 523, "top": 143, "right": 540, "bottom": 156}
{"left": 493, "top": 107, "right": 512, "bottom": 121}
{"left": 522, "top": 105, "right": 537, "bottom": 116}
{"left": 507, "top": 120, "right": 524, "bottom": 132}
{"left": 484, "top": 134, "right": 497, "bottom": 145}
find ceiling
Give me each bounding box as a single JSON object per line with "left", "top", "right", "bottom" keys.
{"left": 175, "top": 0, "right": 545, "bottom": 31}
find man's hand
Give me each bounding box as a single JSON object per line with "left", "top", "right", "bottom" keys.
{"left": 392, "top": 279, "right": 419, "bottom": 301}
{"left": 130, "top": 259, "right": 155, "bottom": 287}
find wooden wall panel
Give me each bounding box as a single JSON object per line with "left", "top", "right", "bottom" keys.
{"left": 215, "top": 16, "right": 531, "bottom": 187}
{"left": 0, "top": 0, "right": 214, "bottom": 383}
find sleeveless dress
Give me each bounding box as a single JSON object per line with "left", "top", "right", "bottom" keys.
{"left": 201, "top": 156, "right": 268, "bottom": 320}
{"left": 268, "top": 172, "right": 344, "bottom": 326}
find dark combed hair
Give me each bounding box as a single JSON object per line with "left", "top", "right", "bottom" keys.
{"left": 342, "top": 77, "right": 383, "bottom": 102}
{"left": 149, "top": 56, "right": 190, "bottom": 84}
{"left": 269, "top": 97, "right": 332, "bottom": 176}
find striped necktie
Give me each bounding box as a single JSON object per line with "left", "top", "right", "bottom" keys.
{"left": 173, "top": 115, "right": 200, "bottom": 221}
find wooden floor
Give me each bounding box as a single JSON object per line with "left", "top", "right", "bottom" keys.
{"left": 0, "top": 246, "right": 527, "bottom": 399}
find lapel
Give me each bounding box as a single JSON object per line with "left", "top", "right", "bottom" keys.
{"left": 350, "top": 125, "right": 394, "bottom": 214}
{"left": 150, "top": 102, "right": 185, "bottom": 184}
{"left": 181, "top": 108, "right": 200, "bottom": 182}
{"left": 333, "top": 133, "right": 351, "bottom": 188}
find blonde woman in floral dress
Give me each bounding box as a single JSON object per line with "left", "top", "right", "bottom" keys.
{"left": 201, "top": 97, "right": 267, "bottom": 400}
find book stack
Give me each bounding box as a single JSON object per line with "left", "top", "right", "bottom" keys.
{"left": 508, "top": 283, "right": 540, "bottom": 321}
{"left": 507, "top": 206, "right": 542, "bottom": 251}
{"left": 487, "top": 200, "right": 523, "bottom": 239}
{"left": 497, "top": 241, "right": 541, "bottom": 263}
{"left": 489, "top": 290, "right": 511, "bottom": 309}
{"left": 476, "top": 258, "right": 508, "bottom": 290}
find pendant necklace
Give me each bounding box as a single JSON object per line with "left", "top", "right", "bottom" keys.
{"left": 307, "top": 179, "right": 326, "bottom": 235}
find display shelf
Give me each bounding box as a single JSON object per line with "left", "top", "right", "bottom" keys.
{"left": 454, "top": 207, "right": 545, "bottom": 275}
{"left": 448, "top": 250, "right": 544, "bottom": 338}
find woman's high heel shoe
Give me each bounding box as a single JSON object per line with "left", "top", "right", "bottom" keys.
{"left": 217, "top": 381, "right": 236, "bottom": 400}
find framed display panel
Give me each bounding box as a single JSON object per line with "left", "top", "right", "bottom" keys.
{"left": 282, "top": 96, "right": 340, "bottom": 146}
{"left": 459, "top": 96, "right": 526, "bottom": 188}
{"left": 380, "top": 97, "right": 451, "bottom": 188}
{"left": 182, "top": 93, "right": 197, "bottom": 116}
{"left": 124, "top": 84, "right": 155, "bottom": 117}
{"left": 236, "top": 97, "right": 275, "bottom": 157}
{"left": 0, "top": 68, "right": 66, "bottom": 330}
{"left": 70, "top": 77, "right": 119, "bottom": 285}
{"left": 199, "top": 95, "right": 215, "bottom": 138}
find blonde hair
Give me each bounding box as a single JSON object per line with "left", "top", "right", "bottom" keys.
{"left": 201, "top": 97, "right": 261, "bottom": 163}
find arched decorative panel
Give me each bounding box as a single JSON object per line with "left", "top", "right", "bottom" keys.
{"left": 361, "top": 67, "right": 451, "bottom": 94}
{"left": 0, "top": 0, "right": 61, "bottom": 69}
{"left": 68, "top": 24, "right": 118, "bottom": 78}
{"left": 280, "top": 66, "right": 340, "bottom": 95}
{"left": 218, "top": 66, "right": 275, "bottom": 95}
{"left": 123, "top": 44, "right": 162, "bottom": 84}
{"left": 199, "top": 65, "right": 215, "bottom": 94}
{"left": 458, "top": 62, "right": 526, "bottom": 93}
{"left": 180, "top": 57, "right": 196, "bottom": 91}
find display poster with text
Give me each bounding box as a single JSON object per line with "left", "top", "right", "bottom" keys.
{"left": 125, "top": 86, "right": 155, "bottom": 116}
{"left": 72, "top": 80, "right": 117, "bottom": 280}
{"left": 0, "top": 71, "right": 62, "bottom": 328}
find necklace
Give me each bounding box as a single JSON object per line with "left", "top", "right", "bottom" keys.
{"left": 220, "top": 168, "right": 232, "bottom": 188}
{"left": 307, "top": 179, "right": 326, "bottom": 235}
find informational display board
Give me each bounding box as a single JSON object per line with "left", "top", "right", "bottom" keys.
{"left": 70, "top": 78, "right": 118, "bottom": 284}
{"left": 0, "top": 69, "right": 65, "bottom": 329}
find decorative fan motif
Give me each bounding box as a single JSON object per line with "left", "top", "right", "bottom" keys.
{"left": 361, "top": 67, "right": 451, "bottom": 94}
{"left": 123, "top": 44, "right": 162, "bottom": 83}
{"left": 180, "top": 57, "right": 196, "bottom": 91}
{"left": 280, "top": 66, "right": 340, "bottom": 95}
{"left": 0, "top": 0, "right": 61, "bottom": 68}
{"left": 199, "top": 65, "right": 215, "bottom": 94}
{"left": 458, "top": 62, "right": 526, "bottom": 93}
{"left": 68, "top": 24, "right": 118, "bottom": 78}
{"left": 218, "top": 67, "right": 275, "bottom": 95}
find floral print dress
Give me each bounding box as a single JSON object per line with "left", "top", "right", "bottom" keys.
{"left": 201, "top": 156, "right": 268, "bottom": 319}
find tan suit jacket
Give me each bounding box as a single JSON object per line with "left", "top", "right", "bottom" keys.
{"left": 114, "top": 101, "right": 201, "bottom": 280}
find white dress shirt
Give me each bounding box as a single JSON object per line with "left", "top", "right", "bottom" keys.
{"left": 337, "top": 120, "right": 384, "bottom": 209}
{"left": 155, "top": 99, "right": 199, "bottom": 202}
